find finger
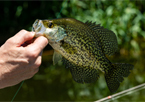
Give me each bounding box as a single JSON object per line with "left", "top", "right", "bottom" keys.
{"left": 12, "top": 30, "right": 35, "bottom": 46}
{"left": 32, "top": 55, "right": 42, "bottom": 70}
{"left": 27, "top": 36, "right": 48, "bottom": 56}
{"left": 28, "top": 52, "right": 42, "bottom": 76}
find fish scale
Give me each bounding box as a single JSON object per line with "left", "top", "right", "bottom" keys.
{"left": 32, "top": 18, "right": 134, "bottom": 93}
{"left": 62, "top": 29, "right": 103, "bottom": 68}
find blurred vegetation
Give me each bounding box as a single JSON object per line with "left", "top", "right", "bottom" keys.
{"left": 0, "top": 0, "right": 145, "bottom": 101}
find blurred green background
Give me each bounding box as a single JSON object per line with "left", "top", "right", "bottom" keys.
{"left": 0, "top": 0, "right": 145, "bottom": 101}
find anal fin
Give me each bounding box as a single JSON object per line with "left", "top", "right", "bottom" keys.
{"left": 62, "top": 57, "right": 100, "bottom": 83}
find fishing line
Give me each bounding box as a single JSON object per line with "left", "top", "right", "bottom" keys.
{"left": 57, "top": 0, "right": 68, "bottom": 18}
{"left": 11, "top": 0, "right": 67, "bottom": 101}
{"left": 11, "top": 81, "right": 24, "bottom": 102}
{"left": 95, "top": 83, "right": 145, "bottom": 102}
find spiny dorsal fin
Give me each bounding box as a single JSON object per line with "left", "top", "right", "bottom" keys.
{"left": 62, "top": 57, "right": 99, "bottom": 83}
{"left": 85, "top": 21, "right": 118, "bottom": 56}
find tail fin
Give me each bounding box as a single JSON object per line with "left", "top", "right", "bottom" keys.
{"left": 105, "top": 63, "right": 134, "bottom": 93}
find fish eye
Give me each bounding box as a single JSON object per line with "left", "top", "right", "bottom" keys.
{"left": 48, "top": 22, "right": 54, "bottom": 28}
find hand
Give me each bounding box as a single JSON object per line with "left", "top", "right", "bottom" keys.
{"left": 0, "top": 30, "right": 48, "bottom": 89}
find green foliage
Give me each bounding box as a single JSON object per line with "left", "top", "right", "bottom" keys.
{"left": 61, "top": 0, "right": 145, "bottom": 54}
{"left": 0, "top": 0, "right": 145, "bottom": 101}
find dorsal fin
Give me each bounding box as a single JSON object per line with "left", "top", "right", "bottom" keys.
{"left": 85, "top": 21, "right": 118, "bottom": 56}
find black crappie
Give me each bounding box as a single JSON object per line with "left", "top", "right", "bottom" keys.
{"left": 32, "top": 18, "right": 133, "bottom": 93}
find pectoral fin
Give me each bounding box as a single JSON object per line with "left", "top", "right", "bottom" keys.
{"left": 53, "top": 50, "right": 62, "bottom": 65}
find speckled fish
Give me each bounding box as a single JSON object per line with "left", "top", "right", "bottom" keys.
{"left": 32, "top": 18, "right": 133, "bottom": 93}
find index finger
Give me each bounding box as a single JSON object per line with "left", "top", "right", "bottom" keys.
{"left": 12, "top": 30, "right": 35, "bottom": 46}
{"left": 26, "top": 36, "right": 48, "bottom": 56}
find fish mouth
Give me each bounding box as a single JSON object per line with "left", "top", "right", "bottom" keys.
{"left": 32, "top": 19, "right": 59, "bottom": 41}
{"left": 32, "top": 19, "right": 46, "bottom": 37}
{"left": 32, "top": 19, "right": 67, "bottom": 42}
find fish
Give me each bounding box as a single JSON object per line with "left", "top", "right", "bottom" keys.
{"left": 32, "top": 18, "right": 134, "bottom": 93}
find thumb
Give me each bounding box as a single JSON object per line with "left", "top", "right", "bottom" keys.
{"left": 12, "top": 30, "right": 35, "bottom": 46}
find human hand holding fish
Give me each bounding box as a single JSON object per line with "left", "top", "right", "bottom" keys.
{"left": 0, "top": 30, "right": 48, "bottom": 89}
{"left": 0, "top": 18, "right": 133, "bottom": 93}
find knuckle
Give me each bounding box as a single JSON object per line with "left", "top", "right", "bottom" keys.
{"left": 6, "top": 37, "right": 13, "bottom": 44}
{"left": 35, "top": 60, "right": 41, "bottom": 68}
{"left": 21, "top": 29, "right": 28, "bottom": 34}
{"left": 27, "top": 48, "right": 38, "bottom": 58}
{"left": 31, "top": 52, "right": 38, "bottom": 58}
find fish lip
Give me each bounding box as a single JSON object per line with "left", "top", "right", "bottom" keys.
{"left": 32, "top": 19, "right": 40, "bottom": 31}
{"left": 32, "top": 19, "right": 66, "bottom": 42}
{"left": 33, "top": 20, "right": 46, "bottom": 37}
{"left": 34, "top": 32, "right": 44, "bottom": 37}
